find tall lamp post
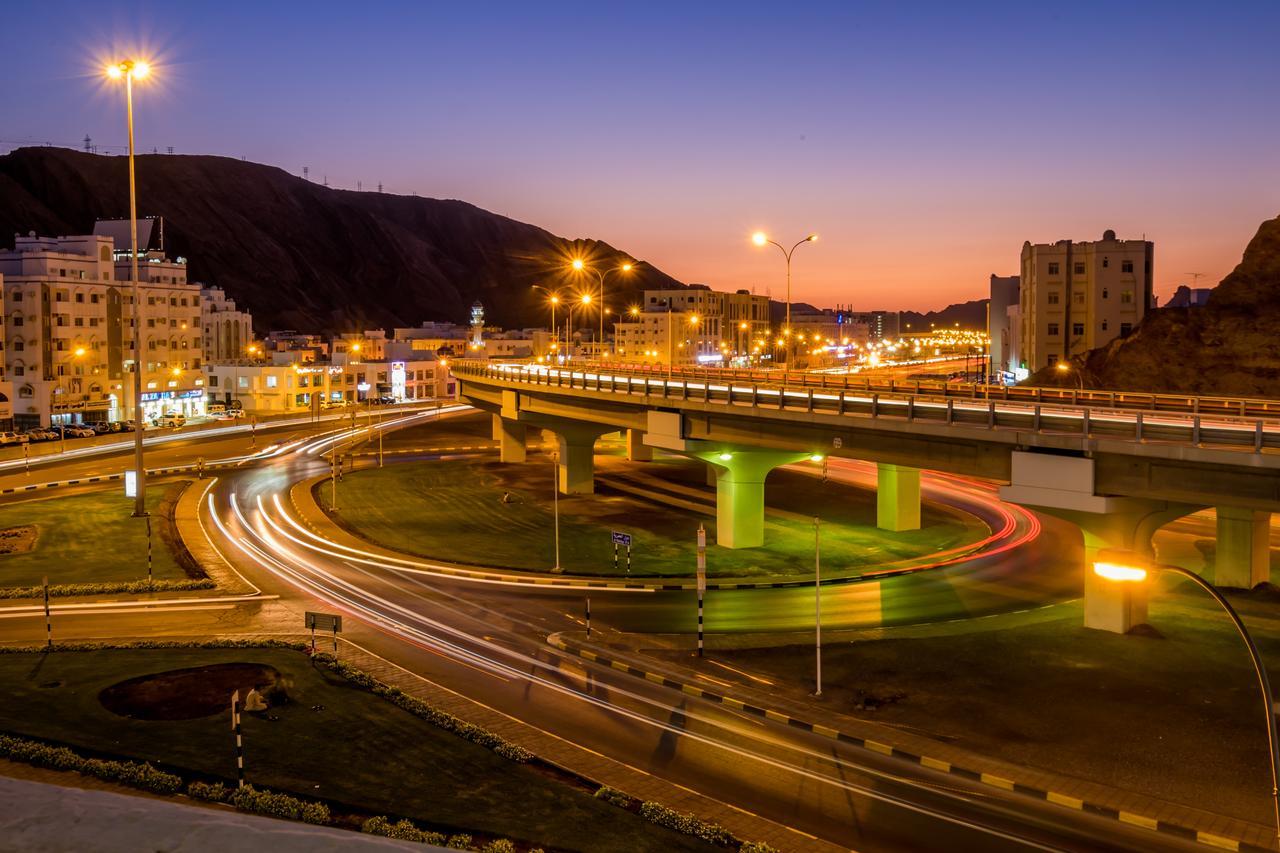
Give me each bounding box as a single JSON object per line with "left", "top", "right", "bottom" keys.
{"left": 106, "top": 58, "right": 151, "bottom": 519}
{"left": 1055, "top": 360, "right": 1084, "bottom": 390}
{"left": 53, "top": 346, "right": 88, "bottom": 454}
{"left": 571, "top": 259, "right": 632, "bottom": 359}
{"left": 565, "top": 293, "right": 592, "bottom": 363}
{"left": 1093, "top": 553, "right": 1280, "bottom": 842}
{"left": 751, "top": 231, "right": 817, "bottom": 368}
{"left": 531, "top": 285, "right": 563, "bottom": 361}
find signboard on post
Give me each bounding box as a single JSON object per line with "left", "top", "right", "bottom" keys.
{"left": 611, "top": 531, "right": 632, "bottom": 548}
{"left": 124, "top": 470, "right": 137, "bottom": 498}
{"left": 611, "top": 531, "right": 634, "bottom": 575}
{"left": 305, "top": 611, "right": 342, "bottom": 653}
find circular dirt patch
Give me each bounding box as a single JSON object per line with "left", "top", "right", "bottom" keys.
{"left": 99, "top": 662, "right": 282, "bottom": 721}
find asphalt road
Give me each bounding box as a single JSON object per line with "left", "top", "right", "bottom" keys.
{"left": 0, "top": 410, "right": 1209, "bottom": 852}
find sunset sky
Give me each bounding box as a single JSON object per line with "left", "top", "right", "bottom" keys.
{"left": 7, "top": 1, "right": 1280, "bottom": 311}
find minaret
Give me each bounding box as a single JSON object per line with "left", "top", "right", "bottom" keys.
{"left": 470, "top": 301, "right": 485, "bottom": 350}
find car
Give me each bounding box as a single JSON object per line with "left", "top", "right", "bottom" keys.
{"left": 0, "top": 431, "right": 30, "bottom": 447}
{"left": 64, "top": 425, "right": 96, "bottom": 438}
{"left": 153, "top": 413, "right": 186, "bottom": 428}
{"left": 374, "top": 395, "right": 396, "bottom": 405}
{"left": 88, "top": 422, "right": 114, "bottom": 435}
{"left": 25, "top": 428, "right": 56, "bottom": 442}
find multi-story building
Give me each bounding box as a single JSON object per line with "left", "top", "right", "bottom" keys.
{"left": 615, "top": 309, "right": 713, "bottom": 365}
{"left": 0, "top": 272, "right": 10, "bottom": 430}
{"left": 620, "top": 286, "right": 770, "bottom": 365}
{"left": 0, "top": 231, "right": 208, "bottom": 428}
{"left": 987, "top": 274, "right": 1021, "bottom": 380}
{"left": 1018, "top": 230, "right": 1153, "bottom": 372}
{"left": 202, "top": 286, "right": 254, "bottom": 362}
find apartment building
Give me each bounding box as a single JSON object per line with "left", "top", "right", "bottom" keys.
{"left": 1018, "top": 230, "right": 1153, "bottom": 372}
{"left": 0, "top": 231, "right": 207, "bottom": 428}
{"left": 202, "top": 286, "right": 254, "bottom": 362}
{"left": 987, "top": 274, "right": 1021, "bottom": 379}
{"left": 618, "top": 286, "right": 770, "bottom": 364}
{"left": 204, "top": 355, "right": 453, "bottom": 415}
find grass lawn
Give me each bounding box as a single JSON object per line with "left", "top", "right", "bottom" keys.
{"left": 692, "top": 590, "right": 1280, "bottom": 826}
{"left": 320, "top": 456, "right": 985, "bottom": 578}
{"left": 0, "top": 484, "right": 189, "bottom": 589}
{"left": 0, "top": 647, "right": 708, "bottom": 852}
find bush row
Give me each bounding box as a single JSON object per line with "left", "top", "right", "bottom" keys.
{"left": 316, "top": 655, "right": 534, "bottom": 762}
{"left": 595, "top": 785, "right": 775, "bottom": 851}
{"left": 0, "top": 639, "right": 306, "bottom": 655}
{"left": 0, "top": 734, "right": 181, "bottom": 795}
{"left": 361, "top": 816, "right": 537, "bottom": 852}
{"left": 0, "top": 578, "right": 216, "bottom": 599}
{"left": 188, "top": 781, "right": 329, "bottom": 824}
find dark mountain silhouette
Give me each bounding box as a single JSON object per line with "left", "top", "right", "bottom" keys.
{"left": 900, "top": 299, "right": 989, "bottom": 333}
{"left": 0, "top": 146, "right": 686, "bottom": 333}
{"left": 1033, "top": 212, "right": 1280, "bottom": 396}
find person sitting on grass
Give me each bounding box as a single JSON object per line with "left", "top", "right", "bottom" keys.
{"left": 501, "top": 491, "right": 514, "bottom": 504}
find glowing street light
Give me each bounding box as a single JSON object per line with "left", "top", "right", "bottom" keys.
{"left": 104, "top": 56, "right": 152, "bottom": 519}
{"left": 751, "top": 231, "right": 817, "bottom": 366}
{"left": 532, "top": 284, "right": 565, "bottom": 359}
{"left": 569, "top": 259, "right": 635, "bottom": 358}
{"left": 1092, "top": 551, "right": 1280, "bottom": 841}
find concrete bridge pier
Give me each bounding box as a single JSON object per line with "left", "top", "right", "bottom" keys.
{"left": 491, "top": 415, "right": 527, "bottom": 464}
{"left": 626, "top": 429, "right": 653, "bottom": 462}
{"left": 540, "top": 422, "right": 614, "bottom": 494}
{"left": 999, "top": 450, "right": 1201, "bottom": 633}
{"left": 690, "top": 448, "right": 815, "bottom": 549}
{"left": 877, "top": 463, "right": 921, "bottom": 532}
{"left": 1215, "top": 507, "right": 1272, "bottom": 589}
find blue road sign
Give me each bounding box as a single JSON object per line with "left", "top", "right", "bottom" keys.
{"left": 611, "top": 531, "right": 633, "bottom": 548}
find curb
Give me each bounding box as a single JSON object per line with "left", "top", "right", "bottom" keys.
{"left": 546, "top": 633, "right": 1273, "bottom": 852}
{"left": 0, "top": 462, "right": 238, "bottom": 497}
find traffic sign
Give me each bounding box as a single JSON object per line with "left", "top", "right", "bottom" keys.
{"left": 305, "top": 612, "right": 342, "bottom": 632}
{"left": 611, "top": 531, "right": 633, "bottom": 547}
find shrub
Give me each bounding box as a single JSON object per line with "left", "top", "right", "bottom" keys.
{"left": 0, "top": 639, "right": 306, "bottom": 655}
{"left": 594, "top": 786, "right": 636, "bottom": 809}
{"left": 739, "top": 843, "right": 780, "bottom": 853}
{"left": 639, "top": 801, "right": 737, "bottom": 846}
{"left": 230, "top": 785, "right": 330, "bottom": 825}
{"left": 187, "top": 780, "right": 231, "bottom": 803}
{"left": 0, "top": 734, "right": 181, "bottom": 795}
{"left": 481, "top": 841, "right": 515, "bottom": 853}
{"left": 0, "top": 578, "right": 216, "bottom": 599}
{"left": 445, "top": 834, "right": 475, "bottom": 851}
{"left": 361, "top": 816, "right": 445, "bottom": 845}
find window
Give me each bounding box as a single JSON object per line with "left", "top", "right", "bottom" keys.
{"left": 1074, "top": 263, "right": 1085, "bottom": 275}
{"left": 1047, "top": 262, "right": 1060, "bottom": 275}
{"left": 1120, "top": 322, "right": 1133, "bottom": 336}
{"left": 1072, "top": 322, "right": 1084, "bottom": 336}
{"left": 55, "top": 291, "right": 67, "bottom": 302}
{"left": 1072, "top": 292, "right": 1085, "bottom": 305}
{"left": 13, "top": 342, "right": 22, "bottom": 352}
{"left": 1120, "top": 290, "right": 1134, "bottom": 304}
{"left": 74, "top": 317, "right": 84, "bottom": 327}
{"left": 266, "top": 375, "right": 278, "bottom": 388}
{"left": 12, "top": 291, "right": 22, "bottom": 303}
{"left": 90, "top": 293, "right": 100, "bottom": 304}
{"left": 1047, "top": 354, "right": 1059, "bottom": 367}
{"left": 12, "top": 317, "right": 21, "bottom": 327}
{"left": 1121, "top": 260, "right": 1134, "bottom": 273}
{"left": 1103, "top": 258, "right": 1109, "bottom": 268}
{"left": 1102, "top": 287, "right": 1109, "bottom": 299}
{"left": 210, "top": 375, "right": 219, "bottom": 387}
{"left": 75, "top": 293, "right": 84, "bottom": 303}
{"left": 238, "top": 376, "right": 249, "bottom": 389}
{"left": 1047, "top": 291, "right": 1060, "bottom": 305}
{"left": 1101, "top": 319, "right": 1109, "bottom": 331}
{"left": 1047, "top": 322, "right": 1060, "bottom": 336}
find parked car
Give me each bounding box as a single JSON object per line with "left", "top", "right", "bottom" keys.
{"left": 88, "top": 422, "right": 115, "bottom": 435}
{"left": 25, "top": 428, "right": 55, "bottom": 442}
{"left": 153, "top": 413, "right": 186, "bottom": 428}
{"left": 0, "top": 431, "right": 30, "bottom": 446}
{"left": 64, "top": 425, "right": 96, "bottom": 438}
{"left": 374, "top": 395, "right": 396, "bottom": 405}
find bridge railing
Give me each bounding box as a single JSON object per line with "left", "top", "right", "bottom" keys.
{"left": 452, "top": 360, "right": 1279, "bottom": 455}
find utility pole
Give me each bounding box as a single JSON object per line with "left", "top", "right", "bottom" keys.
{"left": 696, "top": 523, "right": 706, "bottom": 657}
{"left": 814, "top": 516, "right": 822, "bottom": 697}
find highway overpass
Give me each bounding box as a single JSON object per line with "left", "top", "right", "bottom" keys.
{"left": 454, "top": 360, "right": 1280, "bottom": 633}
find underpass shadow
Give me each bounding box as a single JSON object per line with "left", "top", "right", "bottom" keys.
{"left": 650, "top": 698, "right": 688, "bottom": 767}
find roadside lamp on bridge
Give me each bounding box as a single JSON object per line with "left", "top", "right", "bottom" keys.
{"left": 1091, "top": 551, "right": 1280, "bottom": 842}
{"left": 570, "top": 258, "right": 634, "bottom": 359}
{"left": 751, "top": 231, "right": 817, "bottom": 367}
{"left": 104, "top": 56, "right": 153, "bottom": 519}
{"left": 531, "top": 285, "right": 564, "bottom": 360}
{"left": 1055, "top": 360, "right": 1083, "bottom": 390}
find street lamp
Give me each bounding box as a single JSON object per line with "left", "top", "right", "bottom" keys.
{"left": 105, "top": 57, "right": 151, "bottom": 519}
{"left": 53, "top": 346, "right": 88, "bottom": 454}
{"left": 1055, "top": 360, "right": 1083, "bottom": 390}
{"left": 1092, "top": 552, "right": 1280, "bottom": 842}
{"left": 752, "top": 231, "right": 817, "bottom": 367}
{"left": 565, "top": 293, "right": 592, "bottom": 362}
{"left": 570, "top": 259, "right": 633, "bottom": 359}
{"left": 531, "top": 285, "right": 564, "bottom": 360}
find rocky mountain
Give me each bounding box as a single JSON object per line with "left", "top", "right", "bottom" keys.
{"left": 900, "top": 299, "right": 989, "bottom": 333}
{"left": 0, "top": 147, "right": 685, "bottom": 333}
{"left": 1037, "top": 213, "right": 1280, "bottom": 396}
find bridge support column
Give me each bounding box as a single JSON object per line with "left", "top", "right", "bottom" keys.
{"left": 1215, "top": 507, "right": 1271, "bottom": 589}
{"left": 689, "top": 448, "right": 812, "bottom": 549}
{"left": 490, "top": 414, "right": 504, "bottom": 441}
{"left": 626, "top": 429, "right": 653, "bottom": 462}
{"left": 494, "top": 416, "right": 527, "bottom": 464}
{"left": 999, "top": 450, "right": 1202, "bottom": 634}
{"left": 876, "top": 464, "right": 921, "bottom": 532}
{"left": 535, "top": 422, "right": 614, "bottom": 495}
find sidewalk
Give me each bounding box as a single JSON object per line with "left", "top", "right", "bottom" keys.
{"left": 546, "top": 628, "right": 1277, "bottom": 853}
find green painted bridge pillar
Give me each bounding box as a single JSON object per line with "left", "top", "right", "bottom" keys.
{"left": 1215, "top": 507, "right": 1272, "bottom": 589}
{"left": 493, "top": 415, "right": 527, "bottom": 464}
{"left": 876, "top": 463, "right": 921, "bottom": 532}
{"left": 691, "top": 448, "right": 813, "bottom": 549}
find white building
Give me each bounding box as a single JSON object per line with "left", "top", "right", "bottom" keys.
{"left": 618, "top": 286, "right": 771, "bottom": 365}
{"left": 202, "top": 286, "right": 254, "bottom": 362}
{"left": 1019, "top": 229, "right": 1154, "bottom": 372}
{"left": 0, "top": 231, "right": 206, "bottom": 428}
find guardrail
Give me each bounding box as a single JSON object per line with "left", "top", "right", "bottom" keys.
{"left": 0, "top": 400, "right": 446, "bottom": 467}
{"left": 453, "top": 361, "right": 1280, "bottom": 455}
{"left": 542, "top": 360, "right": 1280, "bottom": 421}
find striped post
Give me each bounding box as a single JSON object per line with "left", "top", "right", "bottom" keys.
{"left": 625, "top": 545, "right": 632, "bottom": 576}
{"left": 585, "top": 597, "right": 591, "bottom": 639}
{"left": 145, "top": 515, "right": 153, "bottom": 584}
{"left": 42, "top": 576, "right": 51, "bottom": 649}
{"left": 696, "top": 524, "right": 706, "bottom": 657}
{"left": 231, "top": 690, "right": 244, "bottom": 788}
